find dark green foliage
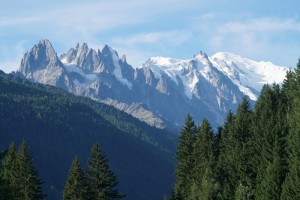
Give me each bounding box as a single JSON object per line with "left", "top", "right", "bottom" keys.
{"left": 215, "top": 111, "right": 238, "bottom": 199}
{"left": 216, "top": 98, "right": 256, "bottom": 200}
{"left": 2, "top": 143, "right": 18, "bottom": 197}
{"left": 281, "top": 59, "right": 300, "bottom": 199}
{"left": 2, "top": 141, "right": 45, "bottom": 200}
{"left": 174, "top": 114, "right": 196, "bottom": 199}
{"left": 190, "top": 119, "right": 214, "bottom": 199}
{"left": 193, "top": 119, "right": 214, "bottom": 181}
{"left": 87, "top": 143, "right": 124, "bottom": 199}
{"left": 172, "top": 117, "right": 217, "bottom": 200}
{"left": 16, "top": 141, "right": 45, "bottom": 200}
{"left": 255, "top": 139, "right": 281, "bottom": 200}
{"left": 0, "top": 149, "right": 13, "bottom": 200}
{"left": 232, "top": 97, "right": 256, "bottom": 199}
{"left": 63, "top": 157, "right": 91, "bottom": 200}
{"left": 63, "top": 144, "right": 124, "bottom": 200}
{"left": 253, "top": 84, "right": 287, "bottom": 200}
{"left": 0, "top": 71, "right": 176, "bottom": 200}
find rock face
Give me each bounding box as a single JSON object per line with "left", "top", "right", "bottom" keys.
{"left": 19, "top": 40, "right": 71, "bottom": 89}
{"left": 18, "top": 40, "right": 289, "bottom": 132}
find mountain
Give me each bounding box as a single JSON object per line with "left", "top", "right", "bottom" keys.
{"left": 16, "top": 39, "right": 289, "bottom": 131}
{"left": 211, "top": 52, "right": 288, "bottom": 101}
{"left": 0, "top": 71, "right": 176, "bottom": 200}
{"left": 19, "top": 40, "right": 70, "bottom": 89}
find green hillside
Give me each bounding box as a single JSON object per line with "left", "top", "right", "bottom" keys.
{"left": 0, "top": 71, "right": 177, "bottom": 200}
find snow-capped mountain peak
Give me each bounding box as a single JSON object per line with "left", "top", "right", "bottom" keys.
{"left": 211, "top": 52, "right": 288, "bottom": 100}
{"left": 17, "top": 40, "right": 289, "bottom": 130}
{"left": 141, "top": 51, "right": 288, "bottom": 101}
{"left": 212, "top": 52, "right": 288, "bottom": 88}
{"left": 60, "top": 43, "right": 133, "bottom": 89}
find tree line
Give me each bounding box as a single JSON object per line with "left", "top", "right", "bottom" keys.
{"left": 0, "top": 141, "right": 124, "bottom": 200}
{"left": 168, "top": 59, "right": 300, "bottom": 200}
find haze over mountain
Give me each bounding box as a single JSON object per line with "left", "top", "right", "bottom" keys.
{"left": 16, "top": 39, "right": 288, "bottom": 131}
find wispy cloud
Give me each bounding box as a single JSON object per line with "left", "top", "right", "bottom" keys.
{"left": 219, "top": 17, "right": 300, "bottom": 34}
{"left": 0, "top": 1, "right": 195, "bottom": 34}
{"left": 0, "top": 16, "right": 41, "bottom": 26}
{"left": 53, "top": 3, "right": 147, "bottom": 33}
{"left": 112, "top": 31, "right": 191, "bottom": 46}
{"left": 109, "top": 31, "right": 192, "bottom": 67}
{"left": 191, "top": 15, "right": 300, "bottom": 66}
{"left": 1, "top": 1, "right": 300, "bottom": 72}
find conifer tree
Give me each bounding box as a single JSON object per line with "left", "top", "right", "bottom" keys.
{"left": 254, "top": 84, "right": 287, "bottom": 200}
{"left": 201, "top": 168, "right": 215, "bottom": 200}
{"left": 87, "top": 143, "right": 124, "bottom": 199}
{"left": 190, "top": 119, "right": 214, "bottom": 199}
{"left": 63, "top": 157, "right": 91, "bottom": 200}
{"left": 192, "top": 119, "right": 214, "bottom": 182}
{"left": 255, "top": 136, "right": 281, "bottom": 200}
{"left": 2, "top": 143, "right": 18, "bottom": 197}
{"left": 232, "top": 96, "right": 255, "bottom": 199}
{"left": 0, "top": 149, "right": 13, "bottom": 200}
{"left": 3, "top": 142, "right": 45, "bottom": 200}
{"left": 174, "top": 114, "right": 197, "bottom": 199}
{"left": 17, "top": 141, "right": 45, "bottom": 200}
{"left": 281, "top": 59, "right": 300, "bottom": 199}
{"left": 215, "top": 111, "right": 237, "bottom": 199}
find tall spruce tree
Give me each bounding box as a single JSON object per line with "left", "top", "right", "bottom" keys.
{"left": 193, "top": 119, "right": 214, "bottom": 181}
{"left": 190, "top": 119, "right": 214, "bottom": 199}
{"left": 0, "top": 149, "right": 13, "bottom": 200}
{"left": 17, "top": 141, "right": 45, "bottom": 200}
{"left": 215, "top": 111, "right": 238, "bottom": 199}
{"left": 87, "top": 143, "right": 124, "bottom": 199}
{"left": 63, "top": 157, "right": 91, "bottom": 200}
{"left": 254, "top": 84, "right": 287, "bottom": 200}
{"left": 256, "top": 136, "right": 281, "bottom": 200}
{"left": 2, "top": 143, "right": 18, "bottom": 198}
{"left": 174, "top": 114, "right": 197, "bottom": 199}
{"left": 3, "top": 141, "right": 44, "bottom": 200}
{"left": 231, "top": 96, "right": 255, "bottom": 199}
{"left": 281, "top": 59, "right": 300, "bottom": 199}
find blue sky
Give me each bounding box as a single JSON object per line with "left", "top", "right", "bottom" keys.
{"left": 1, "top": 0, "right": 300, "bottom": 72}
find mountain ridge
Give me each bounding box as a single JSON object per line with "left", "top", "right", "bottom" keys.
{"left": 16, "top": 39, "right": 289, "bottom": 131}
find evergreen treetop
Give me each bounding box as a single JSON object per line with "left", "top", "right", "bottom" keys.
{"left": 87, "top": 143, "right": 124, "bottom": 199}
{"left": 63, "top": 156, "right": 91, "bottom": 200}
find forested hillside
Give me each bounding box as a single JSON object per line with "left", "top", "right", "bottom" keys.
{"left": 0, "top": 70, "right": 177, "bottom": 200}
{"left": 169, "top": 60, "right": 300, "bottom": 200}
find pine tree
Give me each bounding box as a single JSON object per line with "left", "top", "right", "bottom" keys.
{"left": 190, "top": 119, "right": 214, "bottom": 199}
{"left": 63, "top": 157, "right": 91, "bottom": 200}
{"left": 87, "top": 143, "right": 124, "bottom": 199}
{"left": 2, "top": 143, "right": 18, "bottom": 198}
{"left": 254, "top": 84, "right": 287, "bottom": 200}
{"left": 255, "top": 136, "right": 281, "bottom": 200}
{"left": 174, "top": 114, "right": 197, "bottom": 199}
{"left": 281, "top": 59, "right": 300, "bottom": 199}
{"left": 0, "top": 149, "right": 13, "bottom": 200}
{"left": 192, "top": 119, "right": 214, "bottom": 181}
{"left": 233, "top": 96, "right": 255, "bottom": 199}
{"left": 17, "top": 141, "right": 45, "bottom": 200}
{"left": 3, "top": 142, "right": 45, "bottom": 200}
{"left": 215, "top": 111, "right": 238, "bottom": 199}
